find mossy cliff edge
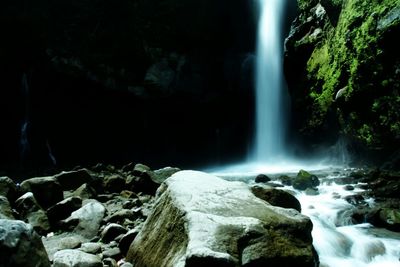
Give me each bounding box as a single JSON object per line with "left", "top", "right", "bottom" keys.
{"left": 285, "top": 0, "right": 400, "bottom": 160}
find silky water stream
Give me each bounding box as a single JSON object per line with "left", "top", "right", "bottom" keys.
{"left": 215, "top": 168, "right": 400, "bottom": 267}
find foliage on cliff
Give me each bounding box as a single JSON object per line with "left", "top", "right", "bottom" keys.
{"left": 285, "top": 0, "right": 400, "bottom": 150}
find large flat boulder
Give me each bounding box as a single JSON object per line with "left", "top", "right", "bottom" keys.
{"left": 126, "top": 171, "right": 318, "bottom": 267}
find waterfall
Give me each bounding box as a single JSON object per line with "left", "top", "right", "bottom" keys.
{"left": 20, "top": 73, "right": 30, "bottom": 161}
{"left": 253, "top": 0, "right": 286, "bottom": 162}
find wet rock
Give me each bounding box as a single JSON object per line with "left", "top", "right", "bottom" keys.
{"left": 0, "top": 219, "right": 51, "bottom": 267}
{"left": 0, "top": 196, "right": 14, "bottom": 219}
{"left": 251, "top": 185, "right": 301, "bottom": 212}
{"left": 20, "top": 176, "right": 63, "bottom": 209}
{"left": 118, "top": 229, "right": 140, "bottom": 256}
{"left": 62, "top": 201, "right": 106, "bottom": 239}
{"left": 343, "top": 185, "right": 355, "bottom": 191}
{"left": 80, "top": 242, "right": 102, "bottom": 254}
{"left": 279, "top": 175, "right": 292, "bottom": 186}
{"left": 47, "top": 197, "right": 83, "bottom": 225}
{"left": 100, "top": 223, "right": 127, "bottom": 243}
{"left": 364, "top": 240, "right": 386, "bottom": 261}
{"left": 255, "top": 174, "right": 271, "bottom": 183}
{"left": 305, "top": 187, "right": 319, "bottom": 196}
{"left": 333, "top": 177, "right": 356, "bottom": 185}
{"left": 55, "top": 169, "right": 93, "bottom": 191}
{"left": 378, "top": 208, "right": 400, "bottom": 232}
{"left": 53, "top": 249, "right": 102, "bottom": 267}
{"left": 126, "top": 171, "right": 317, "bottom": 267}
{"left": 72, "top": 183, "right": 97, "bottom": 200}
{"left": 293, "top": 170, "right": 320, "bottom": 191}
{"left": 344, "top": 194, "right": 366, "bottom": 206}
{"left": 120, "top": 263, "right": 134, "bottom": 267}
{"left": 0, "top": 176, "right": 17, "bottom": 202}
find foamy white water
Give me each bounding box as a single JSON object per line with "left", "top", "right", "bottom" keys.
{"left": 253, "top": 0, "right": 286, "bottom": 162}
{"left": 212, "top": 168, "right": 400, "bottom": 266}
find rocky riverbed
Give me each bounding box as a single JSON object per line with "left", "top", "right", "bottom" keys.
{"left": 1, "top": 164, "right": 399, "bottom": 266}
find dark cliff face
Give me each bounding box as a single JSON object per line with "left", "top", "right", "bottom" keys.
{"left": 0, "top": 0, "right": 259, "bottom": 175}
{"left": 284, "top": 0, "right": 400, "bottom": 165}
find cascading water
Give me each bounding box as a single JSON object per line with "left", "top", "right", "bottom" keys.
{"left": 20, "top": 73, "right": 30, "bottom": 162}
{"left": 253, "top": 0, "right": 286, "bottom": 162}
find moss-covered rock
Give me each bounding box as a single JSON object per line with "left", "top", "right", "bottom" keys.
{"left": 293, "top": 170, "right": 320, "bottom": 191}
{"left": 285, "top": 0, "right": 400, "bottom": 155}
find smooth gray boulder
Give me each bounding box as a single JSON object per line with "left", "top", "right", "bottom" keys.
{"left": 0, "top": 196, "right": 14, "bottom": 219}
{"left": 53, "top": 249, "right": 102, "bottom": 267}
{"left": 126, "top": 171, "right": 318, "bottom": 267}
{"left": 0, "top": 219, "right": 51, "bottom": 267}
{"left": 62, "top": 200, "right": 106, "bottom": 238}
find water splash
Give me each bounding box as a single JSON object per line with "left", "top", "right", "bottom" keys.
{"left": 253, "top": 0, "right": 286, "bottom": 163}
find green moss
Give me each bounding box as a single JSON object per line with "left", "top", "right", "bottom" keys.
{"left": 302, "top": 0, "right": 400, "bottom": 146}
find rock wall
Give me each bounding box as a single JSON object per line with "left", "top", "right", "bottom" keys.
{"left": 285, "top": 0, "right": 400, "bottom": 163}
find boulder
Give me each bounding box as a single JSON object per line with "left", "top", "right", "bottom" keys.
{"left": 80, "top": 242, "right": 102, "bottom": 254}
{"left": 255, "top": 174, "right": 271, "bottom": 183}
{"left": 126, "top": 171, "right": 317, "bottom": 267}
{"left": 0, "top": 219, "right": 51, "bottom": 267}
{"left": 377, "top": 208, "right": 400, "bottom": 232}
{"left": 119, "top": 229, "right": 140, "bottom": 256}
{"left": 0, "top": 176, "right": 17, "bottom": 202}
{"left": 279, "top": 175, "right": 292, "bottom": 186}
{"left": 251, "top": 186, "right": 301, "bottom": 212}
{"left": 53, "top": 249, "right": 102, "bottom": 267}
{"left": 292, "top": 170, "right": 320, "bottom": 191}
{"left": 55, "top": 169, "right": 93, "bottom": 191}
{"left": 43, "top": 232, "right": 85, "bottom": 261}
{"left": 47, "top": 197, "right": 83, "bottom": 225}
{"left": 72, "top": 183, "right": 97, "bottom": 199}
{"left": 62, "top": 201, "right": 106, "bottom": 239}
{"left": 104, "top": 209, "right": 139, "bottom": 224}
{"left": 15, "top": 192, "right": 42, "bottom": 217}
{"left": 0, "top": 196, "right": 14, "bottom": 219}
{"left": 100, "top": 223, "right": 127, "bottom": 243}
{"left": 26, "top": 209, "right": 51, "bottom": 235}
{"left": 20, "top": 176, "right": 63, "bottom": 209}
{"left": 153, "top": 167, "right": 181, "bottom": 183}
{"left": 104, "top": 174, "right": 126, "bottom": 193}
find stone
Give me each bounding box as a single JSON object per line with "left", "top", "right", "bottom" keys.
{"left": 55, "top": 169, "right": 93, "bottom": 191}
{"left": 53, "top": 249, "right": 102, "bottom": 267}
{"left": 279, "top": 175, "right": 292, "bottom": 186}
{"left": 120, "top": 263, "right": 134, "bottom": 267}
{"left": 102, "top": 247, "right": 122, "bottom": 259}
{"left": 15, "top": 192, "right": 42, "bottom": 217}
{"left": 104, "top": 209, "right": 139, "bottom": 224}
{"left": 100, "top": 223, "right": 127, "bottom": 243}
{"left": 104, "top": 174, "right": 126, "bottom": 193}
{"left": 152, "top": 167, "right": 181, "bottom": 183}
{"left": 118, "top": 229, "right": 139, "bottom": 256}
{"left": 251, "top": 186, "right": 302, "bottom": 212}
{"left": 103, "top": 257, "right": 118, "bottom": 267}
{"left": 43, "top": 232, "right": 86, "bottom": 261}
{"left": 378, "top": 208, "right": 400, "bottom": 232}
{"left": 305, "top": 188, "right": 319, "bottom": 196}
{"left": 255, "top": 174, "right": 271, "bottom": 183}
{"left": 0, "top": 219, "right": 51, "bottom": 267}
{"left": 0, "top": 176, "right": 17, "bottom": 202}
{"left": 80, "top": 242, "right": 102, "bottom": 254}
{"left": 126, "top": 171, "right": 317, "bottom": 267}
{"left": 72, "top": 183, "right": 97, "bottom": 200}
{"left": 47, "top": 197, "right": 83, "bottom": 225}
{"left": 343, "top": 185, "right": 355, "bottom": 191}
{"left": 293, "top": 170, "right": 320, "bottom": 191}
{"left": 20, "top": 176, "right": 63, "bottom": 209}
{"left": 26, "top": 209, "right": 51, "bottom": 235}
{"left": 63, "top": 201, "right": 106, "bottom": 239}
{"left": 0, "top": 196, "right": 14, "bottom": 219}
{"left": 343, "top": 194, "right": 365, "bottom": 206}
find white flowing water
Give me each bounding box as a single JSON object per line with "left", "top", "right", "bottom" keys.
{"left": 215, "top": 169, "right": 400, "bottom": 267}
{"left": 253, "top": 0, "right": 286, "bottom": 162}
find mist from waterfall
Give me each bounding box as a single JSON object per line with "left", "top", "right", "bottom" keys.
{"left": 252, "top": 0, "right": 286, "bottom": 163}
